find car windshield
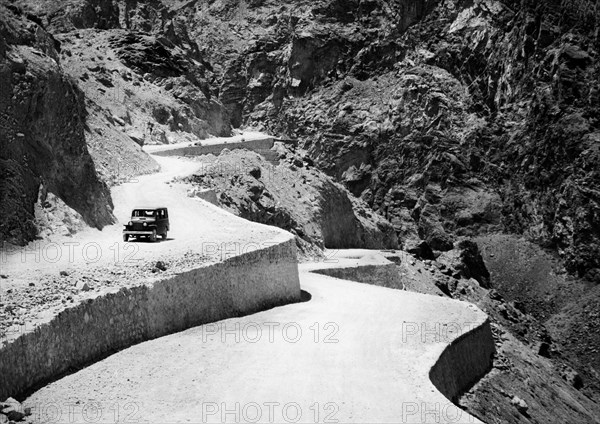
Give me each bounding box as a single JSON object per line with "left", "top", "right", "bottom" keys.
{"left": 132, "top": 210, "right": 156, "bottom": 217}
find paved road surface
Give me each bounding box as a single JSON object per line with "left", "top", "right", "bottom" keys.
{"left": 1, "top": 151, "right": 287, "bottom": 289}
{"left": 5, "top": 135, "right": 487, "bottom": 424}
{"left": 24, "top": 259, "right": 486, "bottom": 424}
{"left": 144, "top": 131, "right": 271, "bottom": 153}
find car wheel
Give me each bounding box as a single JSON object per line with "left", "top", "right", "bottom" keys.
{"left": 162, "top": 231, "right": 167, "bottom": 240}
{"left": 150, "top": 229, "right": 157, "bottom": 242}
{"left": 123, "top": 234, "right": 128, "bottom": 242}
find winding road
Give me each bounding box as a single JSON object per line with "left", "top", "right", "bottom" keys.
{"left": 4, "top": 135, "right": 490, "bottom": 424}
{"left": 1, "top": 140, "right": 286, "bottom": 288}
{"left": 23, "top": 255, "right": 488, "bottom": 424}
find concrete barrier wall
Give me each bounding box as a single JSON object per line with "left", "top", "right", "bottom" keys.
{"left": 0, "top": 237, "right": 300, "bottom": 400}
{"left": 429, "top": 319, "right": 495, "bottom": 402}
{"left": 310, "top": 261, "right": 495, "bottom": 412}
{"left": 152, "top": 138, "right": 275, "bottom": 157}
{"left": 310, "top": 263, "right": 403, "bottom": 289}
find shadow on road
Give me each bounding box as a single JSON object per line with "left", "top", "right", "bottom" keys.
{"left": 299, "top": 290, "right": 312, "bottom": 303}
{"left": 127, "top": 238, "right": 175, "bottom": 243}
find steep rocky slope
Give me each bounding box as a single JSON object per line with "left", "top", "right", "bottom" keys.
{"left": 0, "top": 3, "right": 116, "bottom": 244}
{"left": 475, "top": 235, "right": 600, "bottom": 403}
{"left": 54, "top": 28, "right": 230, "bottom": 158}
{"left": 18, "top": 0, "right": 233, "bottom": 144}
{"left": 67, "top": 0, "right": 597, "bottom": 280}
{"left": 180, "top": 146, "right": 398, "bottom": 254}
{"left": 248, "top": 0, "right": 600, "bottom": 282}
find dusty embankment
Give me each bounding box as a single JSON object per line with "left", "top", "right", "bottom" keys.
{"left": 21, "top": 251, "right": 494, "bottom": 424}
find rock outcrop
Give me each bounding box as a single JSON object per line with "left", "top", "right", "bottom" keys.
{"left": 19, "top": 0, "right": 232, "bottom": 144}
{"left": 182, "top": 148, "right": 398, "bottom": 254}
{"left": 0, "top": 3, "right": 114, "bottom": 244}
{"left": 145, "top": 0, "right": 597, "bottom": 283}
{"left": 248, "top": 1, "right": 599, "bottom": 282}
{"left": 56, "top": 28, "right": 230, "bottom": 147}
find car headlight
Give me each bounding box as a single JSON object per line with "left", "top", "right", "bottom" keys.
{"left": 128, "top": 221, "right": 132, "bottom": 226}
{"left": 143, "top": 222, "right": 147, "bottom": 227}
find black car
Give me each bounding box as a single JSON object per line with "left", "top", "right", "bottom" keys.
{"left": 123, "top": 207, "right": 169, "bottom": 242}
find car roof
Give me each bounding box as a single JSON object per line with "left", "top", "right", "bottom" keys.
{"left": 132, "top": 206, "right": 168, "bottom": 210}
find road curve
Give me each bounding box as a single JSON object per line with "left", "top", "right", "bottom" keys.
{"left": 24, "top": 259, "right": 488, "bottom": 424}
{"left": 1, "top": 152, "right": 287, "bottom": 289}
{"left": 5, "top": 139, "right": 491, "bottom": 423}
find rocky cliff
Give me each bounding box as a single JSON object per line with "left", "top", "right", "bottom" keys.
{"left": 245, "top": 0, "right": 599, "bottom": 283}
{"left": 19, "top": 0, "right": 233, "bottom": 142}
{"left": 55, "top": 0, "right": 596, "bottom": 281}
{"left": 0, "top": 3, "right": 115, "bottom": 243}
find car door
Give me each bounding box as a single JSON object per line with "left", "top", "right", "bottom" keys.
{"left": 158, "top": 209, "right": 165, "bottom": 234}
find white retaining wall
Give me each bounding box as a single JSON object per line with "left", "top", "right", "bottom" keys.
{"left": 0, "top": 237, "right": 300, "bottom": 399}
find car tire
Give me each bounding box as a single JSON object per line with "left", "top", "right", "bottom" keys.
{"left": 162, "top": 231, "right": 167, "bottom": 240}
{"left": 123, "top": 234, "right": 128, "bottom": 242}
{"left": 150, "top": 229, "right": 157, "bottom": 242}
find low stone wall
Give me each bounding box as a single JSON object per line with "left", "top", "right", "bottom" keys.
{"left": 0, "top": 237, "right": 300, "bottom": 400}
{"left": 309, "top": 259, "right": 495, "bottom": 411}
{"left": 310, "top": 263, "right": 402, "bottom": 289}
{"left": 152, "top": 138, "right": 274, "bottom": 157}
{"left": 429, "top": 319, "right": 495, "bottom": 402}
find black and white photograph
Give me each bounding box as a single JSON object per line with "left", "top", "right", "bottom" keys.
{"left": 0, "top": 0, "right": 599, "bottom": 423}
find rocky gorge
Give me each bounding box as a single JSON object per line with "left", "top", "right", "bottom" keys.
{"left": 0, "top": 0, "right": 599, "bottom": 422}
{"left": 4, "top": 0, "right": 597, "bottom": 276}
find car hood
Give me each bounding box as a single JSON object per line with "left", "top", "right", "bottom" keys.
{"left": 130, "top": 217, "right": 156, "bottom": 222}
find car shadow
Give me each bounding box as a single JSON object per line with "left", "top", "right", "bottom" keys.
{"left": 127, "top": 237, "right": 174, "bottom": 243}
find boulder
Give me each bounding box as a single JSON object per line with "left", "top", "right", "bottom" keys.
{"left": 418, "top": 205, "right": 454, "bottom": 251}
{"left": 249, "top": 166, "right": 261, "bottom": 179}
{"left": 127, "top": 130, "right": 145, "bottom": 147}
{"left": 560, "top": 367, "right": 584, "bottom": 389}
{"left": 456, "top": 240, "right": 490, "bottom": 288}
{"left": 510, "top": 396, "right": 529, "bottom": 414}
{"left": 404, "top": 238, "right": 435, "bottom": 260}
